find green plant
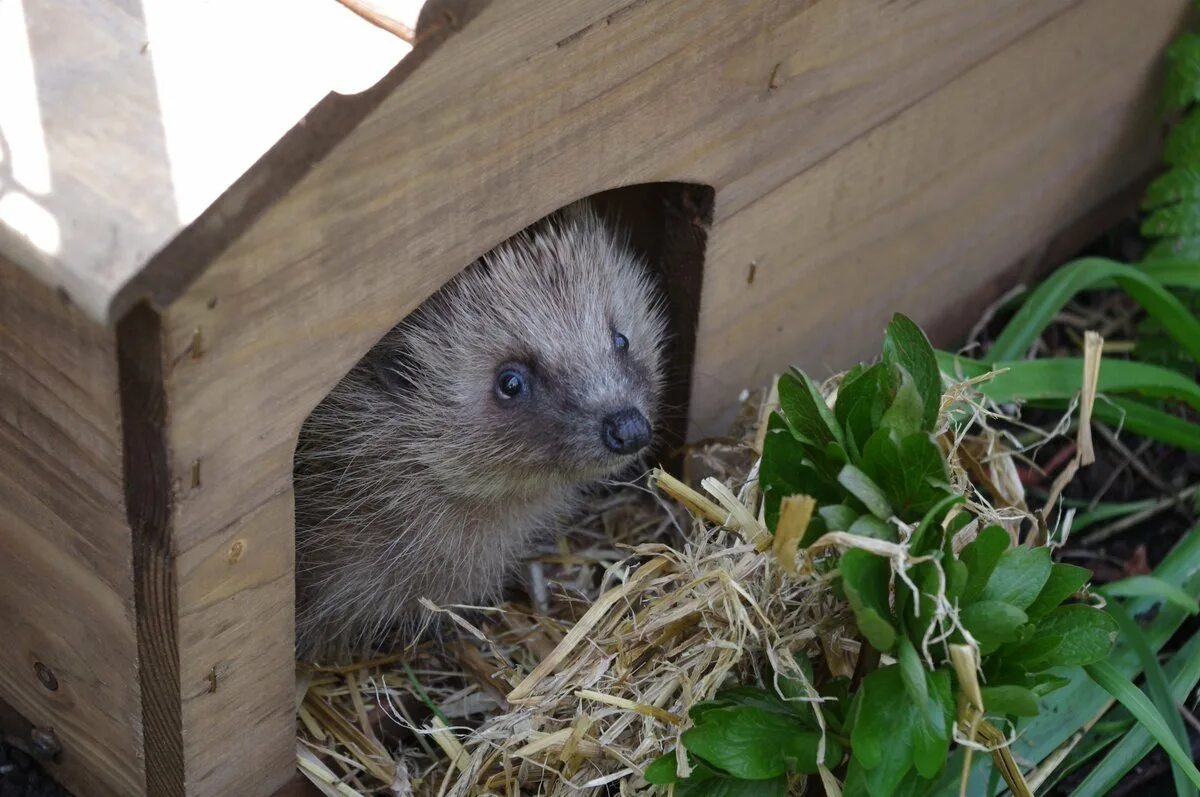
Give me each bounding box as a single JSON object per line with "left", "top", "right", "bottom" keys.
{"left": 644, "top": 316, "right": 1120, "bottom": 797}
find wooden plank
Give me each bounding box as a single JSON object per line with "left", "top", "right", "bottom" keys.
{"left": 689, "top": 0, "right": 1183, "bottom": 436}
{"left": 0, "top": 256, "right": 143, "bottom": 796}
{"left": 164, "top": 0, "right": 1081, "bottom": 542}
{"left": 117, "top": 304, "right": 184, "bottom": 796}
{"left": 0, "top": 0, "right": 409, "bottom": 322}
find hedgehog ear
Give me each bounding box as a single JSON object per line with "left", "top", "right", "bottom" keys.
{"left": 368, "top": 346, "right": 414, "bottom": 395}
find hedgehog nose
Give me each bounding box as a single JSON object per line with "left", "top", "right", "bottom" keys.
{"left": 601, "top": 408, "right": 652, "bottom": 455}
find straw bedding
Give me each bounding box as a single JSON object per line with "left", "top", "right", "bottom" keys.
{"left": 296, "top": 361, "right": 1067, "bottom": 797}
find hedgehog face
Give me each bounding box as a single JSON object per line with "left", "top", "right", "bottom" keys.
{"left": 482, "top": 316, "right": 663, "bottom": 484}
{"left": 364, "top": 203, "right": 668, "bottom": 499}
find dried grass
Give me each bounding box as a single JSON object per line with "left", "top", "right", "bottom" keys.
{"left": 296, "top": 359, "right": 1097, "bottom": 796}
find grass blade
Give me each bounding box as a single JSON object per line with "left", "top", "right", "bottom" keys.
{"left": 988, "top": 258, "right": 1200, "bottom": 362}
{"left": 1083, "top": 660, "right": 1200, "bottom": 791}
{"left": 950, "top": 357, "right": 1200, "bottom": 413}
{"left": 1101, "top": 602, "right": 1197, "bottom": 797}
{"left": 1071, "top": 498, "right": 1161, "bottom": 532}
{"left": 1070, "top": 631, "right": 1200, "bottom": 797}
{"left": 937, "top": 353, "right": 1200, "bottom": 452}
{"left": 1101, "top": 576, "right": 1200, "bottom": 614}
{"left": 1139, "top": 257, "right": 1200, "bottom": 290}
{"left": 1087, "top": 397, "right": 1200, "bottom": 454}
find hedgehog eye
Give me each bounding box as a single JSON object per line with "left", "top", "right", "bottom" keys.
{"left": 613, "top": 332, "right": 629, "bottom": 353}
{"left": 495, "top": 368, "right": 528, "bottom": 400}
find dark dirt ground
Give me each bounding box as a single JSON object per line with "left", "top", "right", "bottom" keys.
{"left": 4, "top": 220, "right": 1197, "bottom": 796}
{"left": 0, "top": 743, "right": 71, "bottom": 797}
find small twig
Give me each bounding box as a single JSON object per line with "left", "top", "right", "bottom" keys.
{"left": 1181, "top": 703, "right": 1200, "bottom": 736}
{"left": 967, "top": 284, "right": 1027, "bottom": 350}
{"left": 1081, "top": 484, "right": 1199, "bottom": 545}
{"left": 1086, "top": 437, "right": 1154, "bottom": 511}
{"left": 1093, "top": 424, "right": 1177, "bottom": 500}
{"left": 335, "top": 0, "right": 416, "bottom": 43}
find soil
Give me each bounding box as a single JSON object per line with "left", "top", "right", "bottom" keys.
{"left": 0, "top": 743, "right": 70, "bottom": 797}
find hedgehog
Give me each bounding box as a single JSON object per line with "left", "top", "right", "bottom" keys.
{"left": 293, "top": 203, "right": 668, "bottom": 660}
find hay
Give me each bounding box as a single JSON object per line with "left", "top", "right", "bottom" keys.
{"left": 295, "top": 364, "right": 1091, "bottom": 796}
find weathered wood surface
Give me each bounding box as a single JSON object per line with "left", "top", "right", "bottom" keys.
{"left": 0, "top": 255, "right": 142, "bottom": 797}
{"left": 692, "top": 0, "right": 1185, "bottom": 434}
{"left": 0, "top": 0, "right": 410, "bottom": 323}
{"left": 154, "top": 1, "right": 1182, "bottom": 791}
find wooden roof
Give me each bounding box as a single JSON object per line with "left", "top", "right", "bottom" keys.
{"left": 0, "top": 0, "right": 422, "bottom": 324}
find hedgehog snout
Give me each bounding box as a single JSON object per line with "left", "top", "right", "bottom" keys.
{"left": 600, "top": 408, "right": 652, "bottom": 455}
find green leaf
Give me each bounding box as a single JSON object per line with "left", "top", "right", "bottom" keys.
{"left": 838, "top": 464, "right": 893, "bottom": 519}
{"left": 852, "top": 665, "right": 952, "bottom": 793}
{"left": 861, "top": 430, "right": 952, "bottom": 521}
{"left": 1104, "top": 601, "right": 1197, "bottom": 797}
{"left": 897, "top": 636, "right": 929, "bottom": 710}
{"left": 984, "top": 258, "right": 1200, "bottom": 363}
{"left": 882, "top": 313, "right": 943, "bottom": 433}
{"left": 981, "top": 546, "right": 1051, "bottom": 610}
{"left": 908, "top": 494, "right": 965, "bottom": 556}
{"left": 682, "top": 706, "right": 833, "bottom": 779}
{"left": 836, "top": 363, "right": 886, "bottom": 459}
{"left": 1164, "top": 32, "right": 1200, "bottom": 112}
{"left": 1084, "top": 661, "right": 1200, "bottom": 791}
{"left": 778, "top": 371, "right": 843, "bottom": 449}
{"left": 1025, "top": 562, "right": 1091, "bottom": 620}
{"left": 959, "top": 526, "right": 1010, "bottom": 604}
{"left": 1143, "top": 201, "right": 1200, "bottom": 238}
{"left": 852, "top": 666, "right": 917, "bottom": 795}
{"left": 644, "top": 751, "right": 681, "bottom": 784}
{"left": 702, "top": 686, "right": 815, "bottom": 726}
{"left": 961, "top": 601, "right": 1028, "bottom": 654}
{"left": 1165, "top": 107, "right": 1200, "bottom": 165}
{"left": 1101, "top": 575, "right": 1200, "bottom": 614}
{"left": 760, "top": 414, "right": 841, "bottom": 530}
{"left": 878, "top": 365, "right": 926, "bottom": 439}
{"left": 820, "top": 504, "right": 861, "bottom": 532}
{"left": 1029, "top": 672, "right": 1072, "bottom": 697}
{"left": 667, "top": 761, "right": 789, "bottom": 797}
{"left": 1021, "top": 605, "right": 1119, "bottom": 668}
{"left": 980, "top": 685, "right": 1040, "bottom": 718}
{"left": 675, "top": 774, "right": 788, "bottom": 797}
{"left": 1143, "top": 166, "right": 1200, "bottom": 209}
{"left": 911, "top": 669, "right": 954, "bottom": 779}
{"left": 848, "top": 513, "right": 898, "bottom": 542}
{"left": 841, "top": 549, "right": 898, "bottom": 651}
{"left": 1144, "top": 236, "right": 1200, "bottom": 259}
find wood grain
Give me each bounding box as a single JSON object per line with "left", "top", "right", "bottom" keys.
{"left": 690, "top": 0, "right": 1183, "bottom": 435}
{"left": 0, "top": 255, "right": 143, "bottom": 796}
{"left": 117, "top": 303, "right": 183, "bottom": 797}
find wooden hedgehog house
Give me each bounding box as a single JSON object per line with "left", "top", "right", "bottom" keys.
{"left": 0, "top": 0, "right": 1190, "bottom": 794}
